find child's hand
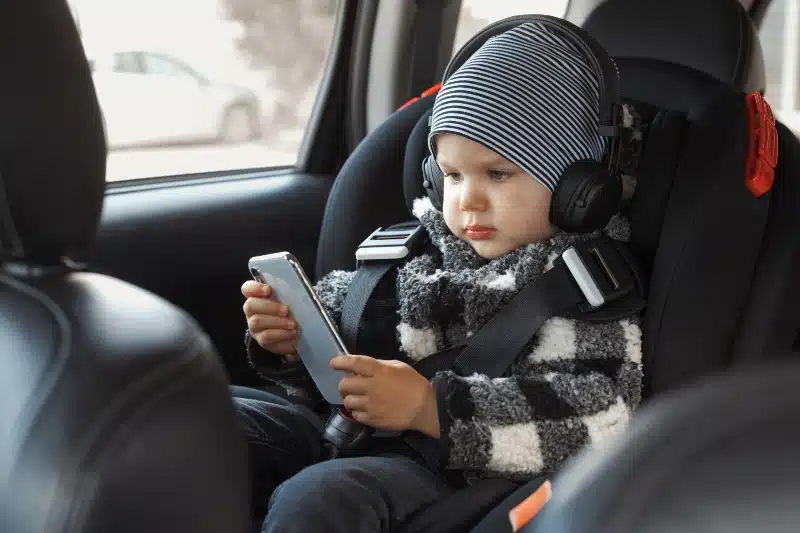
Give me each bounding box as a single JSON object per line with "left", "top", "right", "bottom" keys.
{"left": 330, "top": 355, "right": 440, "bottom": 437}
{"left": 241, "top": 280, "right": 299, "bottom": 361}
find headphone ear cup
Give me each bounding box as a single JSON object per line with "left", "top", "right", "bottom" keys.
{"left": 421, "top": 155, "right": 445, "bottom": 211}
{"left": 550, "top": 159, "right": 622, "bottom": 233}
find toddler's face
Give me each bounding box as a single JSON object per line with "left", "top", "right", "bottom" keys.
{"left": 436, "top": 133, "right": 557, "bottom": 259}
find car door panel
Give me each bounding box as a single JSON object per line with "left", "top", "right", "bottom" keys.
{"left": 91, "top": 172, "right": 333, "bottom": 384}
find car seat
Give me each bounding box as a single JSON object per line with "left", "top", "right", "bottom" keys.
{"left": 0, "top": 3, "right": 251, "bottom": 533}
{"left": 307, "top": 10, "right": 792, "bottom": 533}
{"left": 582, "top": 0, "right": 800, "bottom": 393}
{"left": 582, "top": 0, "right": 766, "bottom": 95}
{"left": 531, "top": 356, "right": 800, "bottom": 533}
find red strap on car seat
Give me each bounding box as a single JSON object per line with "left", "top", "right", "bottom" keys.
{"left": 397, "top": 82, "right": 442, "bottom": 111}
{"left": 744, "top": 92, "right": 778, "bottom": 198}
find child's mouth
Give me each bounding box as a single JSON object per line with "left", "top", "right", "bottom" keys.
{"left": 465, "top": 225, "right": 496, "bottom": 240}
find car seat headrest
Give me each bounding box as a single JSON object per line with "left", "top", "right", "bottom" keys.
{"left": 534, "top": 357, "right": 800, "bottom": 533}
{"left": 583, "top": 0, "right": 766, "bottom": 94}
{"left": 0, "top": 1, "right": 107, "bottom": 267}
{"left": 403, "top": 105, "right": 435, "bottom": 214}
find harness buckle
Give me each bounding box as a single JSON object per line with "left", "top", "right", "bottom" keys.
{"left": 561, "top": 239, "right": 637, "bottom": 311}
{"left": 355, "top": 223, "right": 426, "bottom": 267}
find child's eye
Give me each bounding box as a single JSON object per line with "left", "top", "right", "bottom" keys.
{"left": 444, "top": 172, "right": 463, "bottom": 183}
{"left": 488, "top": 170, "right": 511, "bottom": 181}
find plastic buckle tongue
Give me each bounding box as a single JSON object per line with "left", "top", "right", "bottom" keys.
{"left": 561, "top": 239, "right": 637, "bottom": 312}
{"left": 355, "top": 223, "right": 425, "bottom": 266}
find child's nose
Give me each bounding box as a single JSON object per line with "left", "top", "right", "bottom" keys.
{"left": 459, "top": 180, "right": 488, "bottom": 212}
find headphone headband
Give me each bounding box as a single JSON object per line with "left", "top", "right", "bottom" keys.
{"left": 442, "top": 14, "right": 621, "bottom": 138}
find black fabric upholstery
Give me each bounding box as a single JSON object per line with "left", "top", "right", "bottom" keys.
{"left": 0, "top": 2, "right": 251, "bottom": 532}
{"left": 583, "top": 0, "right": 765, "bottom": 93}
{"left": 532, "top": 357, "right": 800, "bottom": 533}
{"left": 643, "top": 88, "right": 769, "bottom": 396}
{"left": 731, "top": 121, "right": 800, "bottom": 363}
{"left": 626, "top": 109, "right": 687, "bottom": 273}
{"left": 612, "top": 59, "right": 736, "bottom": 117}
{"left": 403, "top": 106, "right": 435, "bottom": 212}
{"left": 0, "top": 0, "right": 106, "bottom": 265}
{"left": 314, "top": 95, "right": 436, "bottom": 280}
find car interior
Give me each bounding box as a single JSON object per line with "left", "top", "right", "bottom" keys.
{"left": 1, "top": 0, "right": 799, "bottom": 532}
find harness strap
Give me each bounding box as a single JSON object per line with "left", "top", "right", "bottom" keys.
{"left": 340, "top": 221, "right": 426, "bottom": 352}
{"left": 340, "top": 263, "right": 395, "bottom": 352}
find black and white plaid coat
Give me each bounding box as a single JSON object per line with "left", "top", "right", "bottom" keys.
{"left": 246, "top": 197, "right": 643, "bottom": 480}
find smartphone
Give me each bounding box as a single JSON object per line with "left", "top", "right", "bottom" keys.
{"left": 248, "top": 252, "right": 348, "bottom": 405}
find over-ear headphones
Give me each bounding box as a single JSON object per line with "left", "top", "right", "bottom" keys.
{"left": 421, "top": 15, "right": 627, "bottom": 233}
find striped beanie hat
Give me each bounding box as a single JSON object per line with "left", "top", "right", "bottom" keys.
{"left": 428, "top": 22, "right": 608, "bottom": 192}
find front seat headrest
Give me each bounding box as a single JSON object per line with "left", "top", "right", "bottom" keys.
{"left": 533, "top": 358, "right": 800, "bottom": 533}
{"left": 0, "top": 0, "right": 106, "bottom": 266}
{"left": 583, "top": 0, "right": 766, "bottom": 94}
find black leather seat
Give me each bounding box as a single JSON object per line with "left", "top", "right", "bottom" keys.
{"left": 0, "top": 2, "right": 250, "bottom": 532}
{"left": 532, "top": 357, "right": 800, "bottom": 533}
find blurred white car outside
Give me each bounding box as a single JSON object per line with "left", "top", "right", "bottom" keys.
{"left": 87, "top": 49, "right": 263, "bottom": 148}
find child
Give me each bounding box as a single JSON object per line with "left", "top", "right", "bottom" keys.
{"left": 238, "top": 21, "right": 643, "bottom": 533}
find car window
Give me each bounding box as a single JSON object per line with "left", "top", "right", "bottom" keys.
{"left": 68, "top": 0, "right": 340, "bottom": 182}
{"left": 760, "top": 0, "right": 800, "bottom": 135}
{"left": 452, "top": 0, "right": 571, "bottom": 56}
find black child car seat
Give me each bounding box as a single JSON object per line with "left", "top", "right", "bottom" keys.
{"left": 308, "top": 10, "right": 785, "bottom": 533}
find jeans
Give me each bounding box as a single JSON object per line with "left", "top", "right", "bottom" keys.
{"left": 234, "top": 389, "right": 453, "bottom": 533}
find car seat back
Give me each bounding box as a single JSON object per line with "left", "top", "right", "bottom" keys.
{"left": 583, "top": 0, "right": 766, "bottom": 94}
{"left": 0, "top": 3, "right": 250, "bottom": 532}
{"left": 583, "top": 0, "right": 800, "bottom": 391}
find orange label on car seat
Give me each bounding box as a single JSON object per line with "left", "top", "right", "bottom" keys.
{"left": 398, "top": 82, "right": 442, "bottom": 111}
{"left": 508, "top": 479, "right": 552, "bottom": 532}
{"left": 745, "top": 92, "right": 778, "bottom": 198}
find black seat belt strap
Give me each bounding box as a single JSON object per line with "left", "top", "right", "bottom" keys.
{"left": 340, "top": 221, "right": 426, "bottom": 352}
{"left": 404, "top": 265, "right": 586, "bottom": 467}
{"left": 453, "top": 265, "right": 584, "bottom": 377}
{"left": 412, "top": 264, "right": 585, "bottom": 380}
{"left": 340, "top": 263, "right": 395, "bottom": 352}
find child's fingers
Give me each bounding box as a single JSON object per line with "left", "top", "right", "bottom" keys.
{"left": 241, "top": 280, "right": 270, "bottom": 298}
{"left": 342, "top": 394, "right": 368, "bottom": 412}
{"left": 338, "top": 375, "right": 369, "bottom": 396}
{"left": 247, "top": 314, "right": 297, "bottom": 334}
{"left": 243, "top": 297, "right": 289, "bottom": 319}
{"left": 254, "top": 328, "right": 297, "bottom": 347}
{"left": 330, "top": 354, "right": 378, "bottom": 376}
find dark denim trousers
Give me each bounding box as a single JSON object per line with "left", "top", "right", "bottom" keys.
{"left": 233, "top": 388, "right": 453, "bottom": 533}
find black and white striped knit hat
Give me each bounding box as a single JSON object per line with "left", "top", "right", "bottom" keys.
{"left": 428, "top": 22, "right": 608, "bottom": 192}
